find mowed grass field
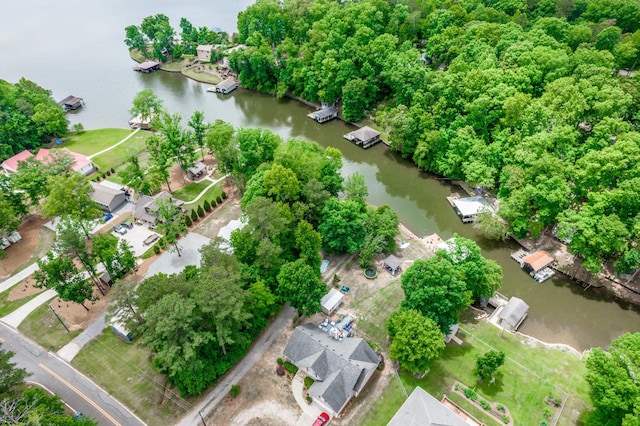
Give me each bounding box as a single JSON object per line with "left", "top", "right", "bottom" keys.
{"left": 62, "top": 128, "right": 136, "bottom": 156}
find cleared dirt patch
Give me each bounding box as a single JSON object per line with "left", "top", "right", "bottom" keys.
{"left": 0, "top": 215, "right": 53, "bottom": 279}
{"left": 7, "top": 276, "right": 43, "bottom": 301}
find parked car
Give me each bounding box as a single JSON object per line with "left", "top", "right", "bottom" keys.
{"left": 113, "top": 224, "right": 127, "bottom": 235}
{"left": 102, "top": 213, "right": 113, "bottom": 222}
{"left": 121, "top": 221, "right": 133, "bottom": 229}
{"left": 312, "top": 412, "right": 330, "bottom": 426}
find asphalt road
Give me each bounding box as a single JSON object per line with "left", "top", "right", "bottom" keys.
{"left": 0, "top": 322, "right": 146, "bottom": 426}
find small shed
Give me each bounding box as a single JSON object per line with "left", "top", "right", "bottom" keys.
{"left": 58, "top": 95, "right": 84, "bottom": 112}
{"left": 383, "top": 255, "right": 402, "bottom": 275}
{"left": 450, "top": 196, "right": 491, "bottom": 223}
{"left": 187, "top": 162, "right": 206, "bottom": 180}
{"left": 311, "top": 105, "right": 338, "bottom": 123}
{"left": 344, "top": 126, "right": 381, "bottom": 149}
{"left": 498, "top": 297, "right": 529, "bottom": 331}
{"left": 99, "top": 270, "right": 113, "bottom": 287}
{"left": 522, "top": 251, "right": 554, "bottom": 273}
{"left": 213, "top": 79, "right": 238, "bottom": 94}
{"left": 321, "top": 288, "right": 344, "bottom": 316}
{"left": 133, "top": 60, "right": 160, "bottom": 73}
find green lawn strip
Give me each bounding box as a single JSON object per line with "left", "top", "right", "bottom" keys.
{"left": 397, "top": 319, "right": 590, "bottom": 426}
{"left": 62, "top": 129, "right": 136, "bottom": 156}
{"left": 0, "top": 286, "right": 45, "bottom": 317}
{"left": 351, "top": 280, "right": 404, "bottom": 349}
{"left": 361, "top": 374, "right": 409, "bottom": 426}
{"left": 181, "top": 68, "right": 221, "bottom": 84}
{"left": 184, "top": 184, "right": 224, "bottom": 212}
{"left": 72, "top": 330, "right": 190, "bottom": 425}
{"left": 18, "top": 303, "right": 81, "bottom": 351}
{"left": 91, "top": 131, "right": 151, "bottom": 172}
{"left": 172, "top": 181, "right": 212, "bottom": 202}
{"left": 129, "top": 50, "right": 146, "bottom": 63}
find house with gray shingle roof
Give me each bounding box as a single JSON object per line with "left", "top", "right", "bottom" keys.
{"left": 387, "top": 387, "right": 472, "bottom": 426}
{"left": 283, "top": 324, "right": 380, "bottom": 417}
{"left": 133, "top": 191, "right": 185, "bottom": 226}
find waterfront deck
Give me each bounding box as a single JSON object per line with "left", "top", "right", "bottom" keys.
{"left": 510, "top": 249, "right": 529, "bottom": 267}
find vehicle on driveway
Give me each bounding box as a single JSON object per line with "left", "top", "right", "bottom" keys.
{"left": 121, "top": 221, "right": 133, "bottom": 229}
{"left": 102, "top": 213, "right": 113, "bottom": 222}
{"left": 113, "top": 224, "right": 127, "bottom": 235}
{"left": 143, "top": 234, "right": 160, "bottom": 246}
{"left": 312, "top": 412, "right": 330, "bottom": 426}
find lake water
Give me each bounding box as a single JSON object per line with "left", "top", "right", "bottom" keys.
{"left": 2, "top": 0, "right": 639, "bottom": 350}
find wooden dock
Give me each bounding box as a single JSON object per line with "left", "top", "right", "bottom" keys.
{"left": 510, "top": 249, "right": 529, "bottom": 267}
{"left": 446, "top": 193, "right": 460, "bottom": 206}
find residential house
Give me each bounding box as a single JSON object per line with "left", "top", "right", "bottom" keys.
{"left": 283, "top": 324, "right": 380, "bottom": 418}
{"left": 387, "top": 386, "right": 478, "bottom": 426}
{"left": 133, "top": 191, "right": 185, "bottom": 226}
{"left": 196, "top": 45, "right": 214, "bottom": 62}
{"left": 2, "top": 148, "right": 94, "bottom": 176}
{"left": 343, "top": 126, "right": 381, "bottom": 149}
{"left": 321, "top": 288, "right": 344, "bottom": 316}
{"left": 90, "top": 181, "right": 127, "bottom": 212}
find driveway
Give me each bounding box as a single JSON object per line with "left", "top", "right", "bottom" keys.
{"left": 145, "top": 232, "right": 211, "bottom": 278}
{"left": 111, "top": 224, "right": 159, "bottom": 257}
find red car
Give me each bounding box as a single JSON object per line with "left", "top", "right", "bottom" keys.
{"left": 312, "top": 412, "right": 330, "bottom": 426}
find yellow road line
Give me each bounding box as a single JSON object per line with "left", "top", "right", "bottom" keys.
{"left": 38, "top": 363, "right": 122, "bottom": 426}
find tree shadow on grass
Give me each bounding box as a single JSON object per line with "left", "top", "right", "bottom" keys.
{"left": 477, "top": 372, "right": 505, "bottom": 397}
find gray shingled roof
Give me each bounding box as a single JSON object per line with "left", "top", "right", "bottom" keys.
{"left": 90, "top": 182, "right": 124, "bottom": 208}
{"left": 387, "top": 387, "right": 469, "bottom": 426}
{"left": 350, "top": 126, "right": 380, "bottom": 142}
{"left": 283, "top": 324, "right": 379, "bottom": 415}
{"left": 314, "top": 105, "right": 337, "bottom": 120}
{"left": 498, "top": 297, "right": 529, "bottom": 329}
{"left": 384, "top": 255, "right": 402, "bottom": 270}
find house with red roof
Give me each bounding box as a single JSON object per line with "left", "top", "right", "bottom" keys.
{"left": 1, "top": 148, "right": 94, "bottom": 176}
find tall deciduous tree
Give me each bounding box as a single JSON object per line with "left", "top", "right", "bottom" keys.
{"left": 34, "top": 253, "right": 95, "bottom": 311}
{"left": 41, "top": 174, "right": 100, "bottom": 234}
{"left": 130, "top": 89, "right": 163, "bottom": 124}
{"left": 474, "top": 350, "right": 505, "bottom": 383}
{"left": 319, "top": 198, "right": 367, "bottom": 254}
{"left": 586, "top": 332, "right": 640, "bottom": 426}
{"left": 205, "top": 120, "right": 236, "bottom": 175}
{"left": 0, "top": 345, "right": 29, "bottom": 394}
{"left": 154, "top": 196, "right": 187, "bottom": 256}
{"left": 277, "top": 259, "right": 326, "bottom": 317}
{"left": 188, "top": 110, "right": 208, "bottom": 161}
{"left": 387, "top": 309, "right": 445, "bottom": 375}
{"left": 401, "top": 256, "right": 472, "bottom": 333}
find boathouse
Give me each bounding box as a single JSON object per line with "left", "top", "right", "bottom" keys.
{"left": 498, "top": 297, "right": 529, "bottom": 331}
{"left": 383, "top": 254, "right": 403, "bottom": 275}
{"left": 522, "top": 251, "right": 554, "bottom": 274}
{"left": 212, "top": 79, "right": 238, "bottom": 94}
{"left": 448, "top": 195, "right": 491, "bottom": 223}
{"left": 129, "top": 114, "right": 153, "bottom": 130}
{"left": 311, "top": 105, "right": 338, "bottom": 123}
{"left": 343, "top": 126, "right": 381, "bottom": 149}
{"left": 58, "top": 95, "right": 84, "bottom": 112}
{"left": 133, "top": 60, "right": 160, "bottom": 73}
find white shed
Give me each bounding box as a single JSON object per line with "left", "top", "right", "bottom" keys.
{"left": 321, "top": 288, "right": 344, "bottom": 315}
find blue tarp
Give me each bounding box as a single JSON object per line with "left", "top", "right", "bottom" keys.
{"left": 320, "top": 259, "right": 330, "bottom": 273}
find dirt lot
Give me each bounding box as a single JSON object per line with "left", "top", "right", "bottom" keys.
{"left": 0, "top": 215, "right": 54, "bottom": 279}
{"left": 208, "top": 225, "right": 434, "bottom": 425}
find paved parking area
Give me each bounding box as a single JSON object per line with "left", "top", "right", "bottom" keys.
{"left": 145, "top": 232, "right": 211, "bottom": 278}
{"left": 112, "top": 224, "right": 160, "bottom": 257}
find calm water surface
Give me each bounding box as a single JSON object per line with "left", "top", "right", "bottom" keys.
{"left": 2, "top": 0, "right": 639, "bottom": 350}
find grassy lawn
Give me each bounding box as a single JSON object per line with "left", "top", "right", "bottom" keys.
{"left": 181, "top": 68, "right": 221, "bottom": 84}
{"left": 184, "top": 184, "right": 224, "bottom": 212}
{"left": 72, "top": 330, "right": 191, "bottom": 425}
{"left": 0, "top": 286, "right": 45, "bottom": 317}
{"left": 91, "top": 131, "right": 151, "bottom": 172}
{"left": 18, "top": 303, "right": 81, "bottom": 351}
{"left": 369, "top": 317, "right": 591, "bottom": 426}
{"left": 62, "top": 129, "right": 136, "bottom": 156}
{"left": 351, "top": 280, "right": 404, "bottom": 350}
{"left": 172, "top": 180, "right": 212, "bottom": 202}
{"left": 361, "top": 375, "right": 407, "bottom": 426}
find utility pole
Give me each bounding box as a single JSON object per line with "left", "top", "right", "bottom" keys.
{"left": 50, "top": 306, "right": 70, "bottom": 333}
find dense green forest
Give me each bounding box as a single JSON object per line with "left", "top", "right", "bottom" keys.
{"left": 231, "top": 0, "right": 640, "bottom": 274}
{"left": 0, "top": 79, "right": 68, "bottom": 161}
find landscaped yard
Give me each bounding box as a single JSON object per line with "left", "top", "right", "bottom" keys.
{"left": 181, "top": 67, "right": 221, "bottom": 84}
{"left": 91, "top": 131, "right": 151, "bottom": 172}
{"left": 364, "top": 314, "right": 591, "bottom": 426}
{"left": 62, "top": 129, "right": 137, "bottom": 156}
{"left": 18, "top": 303, "right": 81, "bottom": 351}
{"left": 0, "top": 286, "right": 44, "bottom": 317}
{"left": 184, "top": 184, "right": 224, "bottom": 212}
{"left": 72, "top": 330, "right": 192, "bottom": 425}
{"left": 172, "top": 180, "right": 212, "bottom": 202}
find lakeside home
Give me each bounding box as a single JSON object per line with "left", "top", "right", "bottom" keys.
{"left": 343, "top": 126, "right": 381, "bottom": 149}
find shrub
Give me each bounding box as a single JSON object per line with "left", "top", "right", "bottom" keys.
{"left": 222, "top": 190, "right": 227, "bottom": 199}
{"left": 540, "top": 421, "right": 549, "bottom": 426}
{"left": 110, "top": 167, "right": 115, "bottom": 174}
{"left": 203, "top": 199, "right": 212, "bottom": 212}
{"left": 455, "top": 384, "right": 463, "bottom": 391}
{"left": 184, "top": 215, "right": 192, "bottom": 227}
{"left": 497, "top": 404, "right": 505, "bottom": 412}
{"left": 211, "top": 198, "right": 218, "bottom": 208}
{"left": 463, "top": 388, "right": 477, "bottom": 400}
{"left": 284, "top": 361, "right": 298, "bottom": 375}
{"left": 197, "top": 205, "right": 205, "bottom": 218}
{"left": 153, "top": 244, "right": 161, "bottom": 255}
{"left": 304, "top": 376, "right": 315, "bottom": 389}
{"left": 305, "top": 395, "right": 312, "bottom": 403}
{"left": 216, "top": 195, "right": 223, "bottom": 204}
{"left": 276, "top": 358, "right": 284, "bottom": 366}
{"left": 501, "top": 415, "right": 510, "bottom": 424}
{"left": 190, "top": 209, "right": 198, "bottom": 221}
{"left": 480, "top": 400, "right": 491, "bottom": 411}
{"left": 158, "top": 238, "right": 167, "bottom": 249}
{"left": 229, "top": 384, "right": 240, "bottom": 397}
{"left": 543, "top": 407, "right": 552, "bottom": 418}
